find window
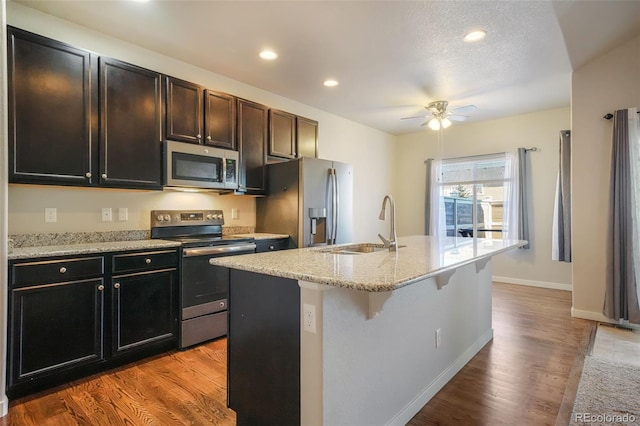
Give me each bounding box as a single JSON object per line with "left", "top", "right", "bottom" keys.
{"left": 431, "top": 153, "right": 516, "bottom": 242}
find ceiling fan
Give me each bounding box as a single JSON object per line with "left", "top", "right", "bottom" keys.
{"left": 402, "top": 100, "right": 477, "bottom": 130}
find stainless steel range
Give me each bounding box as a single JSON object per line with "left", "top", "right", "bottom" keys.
{"left": 150, "top": 210, "right": 256, "bottom": 349}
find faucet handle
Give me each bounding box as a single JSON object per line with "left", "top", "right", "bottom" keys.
{"left": 378, "top": 233, "right": 391, "bottom": 247}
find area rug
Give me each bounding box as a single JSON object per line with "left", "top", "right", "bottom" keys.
{"left": 570, "top": 356, "right": 640, "bottom": 425}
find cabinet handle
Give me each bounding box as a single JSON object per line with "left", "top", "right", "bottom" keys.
{"left": 196, "top": 134, "right": 202, "bottom": 139}
{"left": 59, "top": 267, "right": 67, "bottom": 273}
{"left": 101, "top": 173, "right": 107, "bottom": 179}
{"left": 85, "top": 172, "right": 92, "bottom": 178}
{"left": 98, "top": 284, "right": 104, "bottom": 291}
{"left": 207, "top": 135, "right": 212, "bottom": 141}
{"left": 145, "top": 258, "right": 152, "bottom": 264}
{"left": 114, "top": 283, "right": 120, "bottom": 289}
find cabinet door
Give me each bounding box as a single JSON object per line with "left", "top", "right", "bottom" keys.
{"left": 99, "top": 57, "right": 163, "bottom": 189}
{"left": 9, "top": 279, "right": 105, "bottom": 386}
{"left": 204, "top": 90, "right": 236, "bottom": 150}
{"left": 255, "top": 238, "right": 290, "bottom": 253}
{"left": 269, "top": 109, "right": 296, "bottom": 159}
{"left": 7, "top": 26, "right": 96, "bottom": 186}
{"left": 296, "top": 116, "right": 318, "bottom": 158}
{"left": 166, "top": 77, "right": 203, "bottom": 144}
{"left": 237, "top": 99, "right": 268, "bottom": 194}
{"left": 111, "top": 269, "right": 177, "bottom": 355}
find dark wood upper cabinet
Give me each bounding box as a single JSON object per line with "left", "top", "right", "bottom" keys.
{"left": 99, "top": 57, "right": 163, "bottom": 189}
{"left": 269, "top": 109, "right": 296, "bottom": 159}
{"left": 296, "top": 116, "right": 319, "bottom": 158}
{"left": 237, "top": 99, "right": 268, "bottom": 194}
{"left": 165, "top": 77, "right": 203, "bottom": 144}
{"left": 204, "top": 90, "right": 236, "bottom": 149}
{"left": 7, "top": 26, "right": 97, "bottom": 186}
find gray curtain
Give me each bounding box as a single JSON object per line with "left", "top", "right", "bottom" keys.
{"left": 424, "top": 158, "right": 433, "bottom": 235}
{"left": 604, "top": 109, "right": 640, "bottom": 323}
{"left": 517, "top": 148, "right": 530, "bottom": 248}
{"left": 553, "top": 131, "right": 572, "bottom": 261}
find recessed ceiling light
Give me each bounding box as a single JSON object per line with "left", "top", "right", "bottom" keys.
{"left": 463, "top": 30, "right": 486, "bottom": 42}
{"left": 259, "top": 50, "right": 278, "bottom": 60}
{"left": 323, "top": 79, "right": 339, "bottom": 87}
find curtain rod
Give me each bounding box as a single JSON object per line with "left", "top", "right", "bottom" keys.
{"left": 524, "top": 147, "right": 539, "bottom": 152}
{"left": 604, "top": 112, "right": 640, "bottom": 120}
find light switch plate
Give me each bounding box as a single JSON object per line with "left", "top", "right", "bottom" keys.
{"left": 101, "top": 207, "right": 112, "bottom": 222}
{"left": 45, "top": 208, "right": 57, "bottom": 223}
{"left": 231, "top": 208, "right": 239, "bottom": 219}
{"left": 118, "top": 207, "right": 128, "bottom": 221}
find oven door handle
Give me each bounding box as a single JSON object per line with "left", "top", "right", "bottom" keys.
{"left": 183, "top": 243, "right": 257, "bottom": 257}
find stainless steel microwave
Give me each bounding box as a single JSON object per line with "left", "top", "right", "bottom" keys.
{"left": 164, "top": 141, "right": 239, "bottom": 190}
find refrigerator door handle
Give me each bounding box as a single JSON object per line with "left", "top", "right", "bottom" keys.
{"left": 333, "top": 168, "right": 339, "bottom": 243}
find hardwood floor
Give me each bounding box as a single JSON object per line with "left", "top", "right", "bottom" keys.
{"left": 3, "top": 283, "right": 591, "bottom": 425}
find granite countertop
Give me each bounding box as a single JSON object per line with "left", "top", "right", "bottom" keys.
{"left": 8, "top": 239, "right": 182, "bottom": 260}
{"left": 210, "top": 235, "right": 525, "bottom": 292}
{"left": 231, "top": 233, "right": 289, "bottom": 240}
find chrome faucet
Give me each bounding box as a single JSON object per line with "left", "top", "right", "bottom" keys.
{"left": 378, "top": 195, "right": 398, "bottom": 251}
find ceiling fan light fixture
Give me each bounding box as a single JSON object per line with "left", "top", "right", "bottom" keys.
{"left": 259, "top": 49, "right": 278, "bottom": 60}
{"left": 428, "top": 118, "right": 441, "bottom": 131}
{"left": 463, "top": 30, "right": 486, "bottom": 42}
{"left": 441, "top": 117, "right": 452, "bottom": 129}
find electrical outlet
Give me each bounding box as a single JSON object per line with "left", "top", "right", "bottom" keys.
{"left": 303, "top": 303, "right": 317, "bottom": 333}
{"left": 118, "top": 207, "right": 128, "bottom": 221}
{"left": 45, "top": 208, "right": 57, "bottom": 223}
{"left": 436, "top": 328, "right": 442, "bottom": 348}
{"left": 101, "top": 207, "right": 112, "bottom": 222}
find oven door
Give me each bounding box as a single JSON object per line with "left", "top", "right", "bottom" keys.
{"left": 180, "top": 243, "right": 256, "bottom": 319}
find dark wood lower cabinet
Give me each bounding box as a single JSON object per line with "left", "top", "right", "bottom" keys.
{"left": 9, "top": 278, "right": 105, "bottom": 388}
{"left": 7, "top": 249, "right": 179, "bottom": 399}
{"left": 228, "top": 269, "right": 300, "bottom": 426}
{"left": 112, "top": 269, "right": 177, "bottom": 355}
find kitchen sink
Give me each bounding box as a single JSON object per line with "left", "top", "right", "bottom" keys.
{"left": 319, "top": 243, "right": 406, "bottom": 255}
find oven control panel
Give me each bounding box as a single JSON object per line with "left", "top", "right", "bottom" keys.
{"left": 150, "top": 210, "right": 224, "bottom": 227}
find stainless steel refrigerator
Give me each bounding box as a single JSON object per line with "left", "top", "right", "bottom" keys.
{"left": 256, "top": 157, "right": 353, "bottom": 248}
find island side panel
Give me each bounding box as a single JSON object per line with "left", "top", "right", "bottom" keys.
{"left": 304, "top": 261, "right": 493, "bottom": 426}
{"left": 227, "top": 269, "right": 301, "bottom": 426}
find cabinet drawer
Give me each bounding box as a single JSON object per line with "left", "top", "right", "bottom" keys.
{"left": 112, "top": 250, "right": 178, "bottom": 274}
{"left": 11, "top": 257, "right": 104, "bottom": 287}
{"left": 256, "top": 238, "right": 289, "bottom": 253}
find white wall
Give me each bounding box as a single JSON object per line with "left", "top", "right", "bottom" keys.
{"left": 571, "top": 35, "right": 640, "bottom": 321}
{"left": 395, "top": 108, "right": 572, "bottom": 288}
{"left": 6, "top": 3, "right": 396, "bottom": 241}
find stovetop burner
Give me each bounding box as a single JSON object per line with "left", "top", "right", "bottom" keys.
{"left": 150, "top": 209, "right": 254, "bottom": 247}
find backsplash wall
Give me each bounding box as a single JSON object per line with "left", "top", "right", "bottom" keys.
{"left": 8, "top": 184, "right": 256, "bottom": 234}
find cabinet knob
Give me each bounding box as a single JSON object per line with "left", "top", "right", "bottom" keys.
{"left": 219, "top": 301, "right": 226, "bottom": 308}
{"left": 269, "top": 245, "right": 275, "bottom": 251}
{"left": 114, "top": 283, "right": 120, "bottom": 289}
{"left": 98, "top": 284, "right": 105, "bottom": 291}
{"left": 59, "top": 267, "right": 67, "bottom": 273}
{"left": 196, "top": 134, "right": 202, "bottom": 139}
{"left": 85, "top": 172, "right": 92, "bottom": 178}
{"left": 101, "top": 173, "right": 107, "bottom": 179}
{"left": 207, "top": 135, "right": 212, "bottom": 141}
{"left": 145, "top": 258, "right": 152, "bottom": 264}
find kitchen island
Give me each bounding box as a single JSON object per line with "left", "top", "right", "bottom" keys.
{"left": 212, "top": 235, "right": 524, "bottom": 426}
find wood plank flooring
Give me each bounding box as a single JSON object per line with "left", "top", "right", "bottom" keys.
{"left": 3, "top": 283, "right": 591, "bottom": 425}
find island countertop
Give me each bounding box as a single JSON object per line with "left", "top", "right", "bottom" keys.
{"left": 210, "top": 235, "right": 525, "bottom": 292}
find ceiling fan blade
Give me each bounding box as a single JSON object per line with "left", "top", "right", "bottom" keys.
{"left": 449, "top": 104, "right": 477, "bottom": 114}
{"left": 401, "top": 115, "right": 428, "bottom": 120}
{"left": 448, "top": 114, "right": 468, "bottom": 122}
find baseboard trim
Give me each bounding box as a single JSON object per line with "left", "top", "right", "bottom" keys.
{"left": 0, "top": 395, "right": 7, "bottom": 417}
{"left": 492, "top": 276, "right": 572, "bottom": 292}
{"left": 388, "top": 328, "right": 494, "bottom": 426}
{"left": 570, "top": 308, "right": 640, "bottom": 330}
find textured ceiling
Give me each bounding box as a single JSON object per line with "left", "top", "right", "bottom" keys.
{"left": 13, "top": 0, "right": 640, "bottom": 135}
